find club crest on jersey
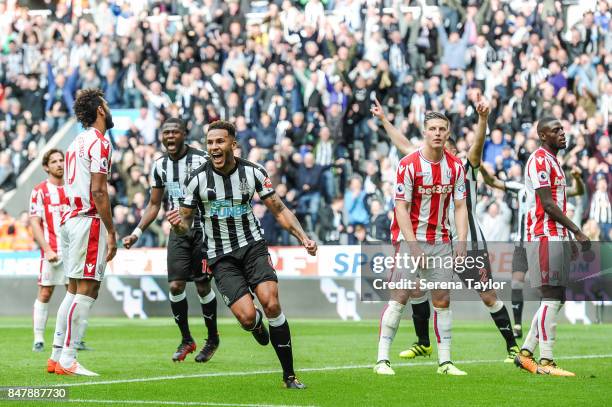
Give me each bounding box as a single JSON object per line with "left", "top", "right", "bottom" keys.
{"left": 240, "top": 178, "right": 250, "bottom": 194}
{"left": 263, "top": 177, "right": 273, "bottom": 190}
{"left": 398, "top": 164, "right": 406, "bottom": 174}
{"left": 446, "top": 169, "right": 452, "bottom": 179}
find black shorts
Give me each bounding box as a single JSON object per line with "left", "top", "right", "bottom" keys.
{"left": 208, "top": 240, "right": 278, "bottom": 307}
{"left": 512, "top": 245, "right": 528, "bottom": 273}
{"left": 456, "top": 249, "right": 494, "bottom": 292}
{"left": 167, "top": 229, "right": 211, "bottom": 283}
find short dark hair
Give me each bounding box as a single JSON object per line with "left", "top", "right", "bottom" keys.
{"left": 161, "top": 118, "right": 186, "bottom": 134}
{"left": 536, "top": 116, "right": 558, "bottom": 135}
{"left": 208, "top": 120, "right": 236, "bottom": 138}
{"left": 74, "top": 88, "right": 105, "bottom": 128}
{"left": 42, "top": 149, "right": 63, "bottom": 167}
{"left": 424, "top": 111, "right": 450, "bottom": 128}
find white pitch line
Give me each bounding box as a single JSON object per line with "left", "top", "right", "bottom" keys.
{"left": 61, "top": 399, "right": 316, "bottom": 407}
{"left": 53, "top": 353, "right": 612, "bottom": 388}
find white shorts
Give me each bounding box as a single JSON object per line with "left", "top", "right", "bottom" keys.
{"left": 61, "top": 216, "right": 108, "bottom": 281}
{"left": 38, "top": 258, "right": 67, "bottom": 286}
{"left": 389, "top": 242, "right": 454, "bottom": 286}
{"left": 526, "top": 237, "right": 571, "bottom": 288}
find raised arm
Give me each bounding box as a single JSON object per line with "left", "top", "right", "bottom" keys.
{"left": 370, "top": 97, "right": 412, "bottom": 156}
{"left": 566, "top": 166, "right": 585, "bottom": 197}
{"left": 122, "top": 187, "right": 163, "bottom": 248}
{"left": 467, "top": 95, "right": 489, "bottom": 167}
{"left": 262, "top": 193, "right": 317, "bottom": 256}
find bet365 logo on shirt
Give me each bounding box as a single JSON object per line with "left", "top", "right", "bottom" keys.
{"left": 417, "top": 185, "right": 453, "bottom": 195}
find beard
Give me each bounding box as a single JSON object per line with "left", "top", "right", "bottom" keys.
{"left": 105, "top": 111, "right": 114, "bottom": 130}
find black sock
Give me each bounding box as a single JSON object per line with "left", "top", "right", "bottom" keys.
{"left": 511, "top": 289, "right": 524, "bottom": 326}
{"left": 270, "top": 319, "right": 295, "bottom": 380}
{"left": 491, "top": 305, "right": 516, "bottom": 349}
{"left": 411, "top": 300, "right": 430, "bottom": 347}
{"left": 170, "top": 296, "right": 192, "bottom": 342}
{"left": 200, "top": 297, "right": 218, "bottom": 339}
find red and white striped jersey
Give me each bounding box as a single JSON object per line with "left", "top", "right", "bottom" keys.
{"left": 29, "top": 180, "right": 70, "bottom": 255}
{"left": 391, "top": 149, "right": 466, "bottom": 243}
{"left": 525, "top": 147, "right": 568, "bottom": 240}
{"left": 61, "top": 128, "right": 112, "bottom": 224}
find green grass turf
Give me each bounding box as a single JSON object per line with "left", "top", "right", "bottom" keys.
{"left": 0, "top": 317, "right": 611, "bottom": 406}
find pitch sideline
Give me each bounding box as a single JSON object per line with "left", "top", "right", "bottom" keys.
{"left": 54, "top": 353, "right": 612, "bottom": 388}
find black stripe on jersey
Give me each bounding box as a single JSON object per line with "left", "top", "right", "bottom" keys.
{"left": 207, "top": 164, "right": 224, "bottom": 258}
{"left": 222, "top": 175, "right": 241, "bottom": 251}
{"left": 242, "top": 162, "right": 266, "bottom": 237}
{"left": 464, "top": 161, "right": 480, "bottom": 244}
{"left": 237, "top": 164, "right": 255, "bottom": 244}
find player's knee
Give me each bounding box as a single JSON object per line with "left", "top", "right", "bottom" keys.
{"left": 432, "top": 298, "right": 449, "bottom": 308}
{"left": 38, "top": 288, "right": 52, "bottom": 302}
{"left": 480, "top": 290, "right": 497, "bottom": 307}
{"left": 512, "top": 272, "right": 526, "bottom": 282}
{"left": 263, "top": 301, "right": 281, "bottom": 319}
{"left": 236, "top": 309, "right": 257, "bottom": 330}
{"left": 195, "top": 281, "right": 211, "bottom": 297}
{"left": 169, "top": 281, "right": 186, "bottom": 296}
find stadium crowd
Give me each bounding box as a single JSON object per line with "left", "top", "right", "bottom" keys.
{"left": 0, "top": 0, "right": 610, "bottom": 250}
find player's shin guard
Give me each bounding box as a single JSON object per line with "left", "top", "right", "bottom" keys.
{"left": 59, "top": 295, "right": 95, "bottom": 368}
{"left": 33, "top": 299, "right": 49, "bottom": 344}
{"left": 537, "top": 301, "right": 561, "bottom": 361}
{"left": 169, "top": 291, "right": 192, "bottom": 342}
{"left": 268, "top": 313, "right": 295, "bottom": 380}
{"left": 410, "top": 296, "right": 430, "bottom": 347}
{"left": 377, "top": 301, "right": 405, "bottom": 362}
{"left": 487, "top": 300, "right": 517, "bottom": 349}
{"left": 511, "top": 280, "right": 524, "bottom": 326}
{"left": 199, "top": 291, "right": 218, "bottom": 337}
{"left": 522, "top": 311, "right": 539, "bottom": 353}
{"left": 433, "top": 307, "right": 452, "bottom": 365}
{"left": 50, "top": 292, "right": 75, "bottom": 361}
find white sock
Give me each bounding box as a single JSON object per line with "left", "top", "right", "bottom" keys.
{"left": 486, "top": 300, "right": 504, "bottom": 314}
{"left": 268, "top": 312, "right": 286, "bottom": 327}
{"left": 77, "top": 319, "right": 89, "bottom": 343}
{"left": 59, "top": 294, "right": 95, "bottom": 368}
{"left": 377, "top": 301, "right": 405, "bottom": 362}
{"left": 33, "top": 299, "right": 49, "bottom": 344}
{"left": 522, "top": 310, "right": 539, "bottom": 353}
{"left": 433, "top": 307, "right": 452, "bottom": 364}
{"left": 537, "top": 300, "right": 561, "bottom": 361}
{"left": 51, "top": 292, "right": 75, "bottom": 361}
{"left": 198, "top": 291, "right": 215, "bottom": 304}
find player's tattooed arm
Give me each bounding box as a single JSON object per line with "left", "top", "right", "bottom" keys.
{"left": 167, "top": 207, "right": 194, "bottom": 235}
{"left": 479, "top": 166, "right": 506, "bottom": 190}
{"left": 263, "top": 193, "right": 317, "bottom": 255}
{"left": 123, "top": 187, "right": 164, "bottom": 248}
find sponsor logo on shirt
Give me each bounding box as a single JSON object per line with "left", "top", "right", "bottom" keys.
{"left": 209, "top": 199, "right": 251, "bottom": 218}
{"left": 417, "top": 184, "right": 453, "bottom": 195}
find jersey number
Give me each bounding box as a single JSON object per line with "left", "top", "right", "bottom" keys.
{"left": 65, "top": 151, "right": 77, "bottom": 185}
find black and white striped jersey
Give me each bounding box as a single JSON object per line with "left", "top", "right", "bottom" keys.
{"left": 449, "top": 160, "right": 487, "bottom": 248}
{"left": 504, "top": 180, "right": 527, "bottom": 245}
{"left": 151, "top": 146, "right": 209, "bottom": 228}
{"left": 181, "top": 157, "right": 275, "bottom": 259}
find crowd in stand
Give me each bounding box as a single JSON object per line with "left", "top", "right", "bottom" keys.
{"left": 0, "top": 0, "right": 610, "bottom": 249}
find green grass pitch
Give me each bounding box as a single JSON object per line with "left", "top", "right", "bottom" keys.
{"left": 1, "top": 317, "right": 611, "bottom": 406}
